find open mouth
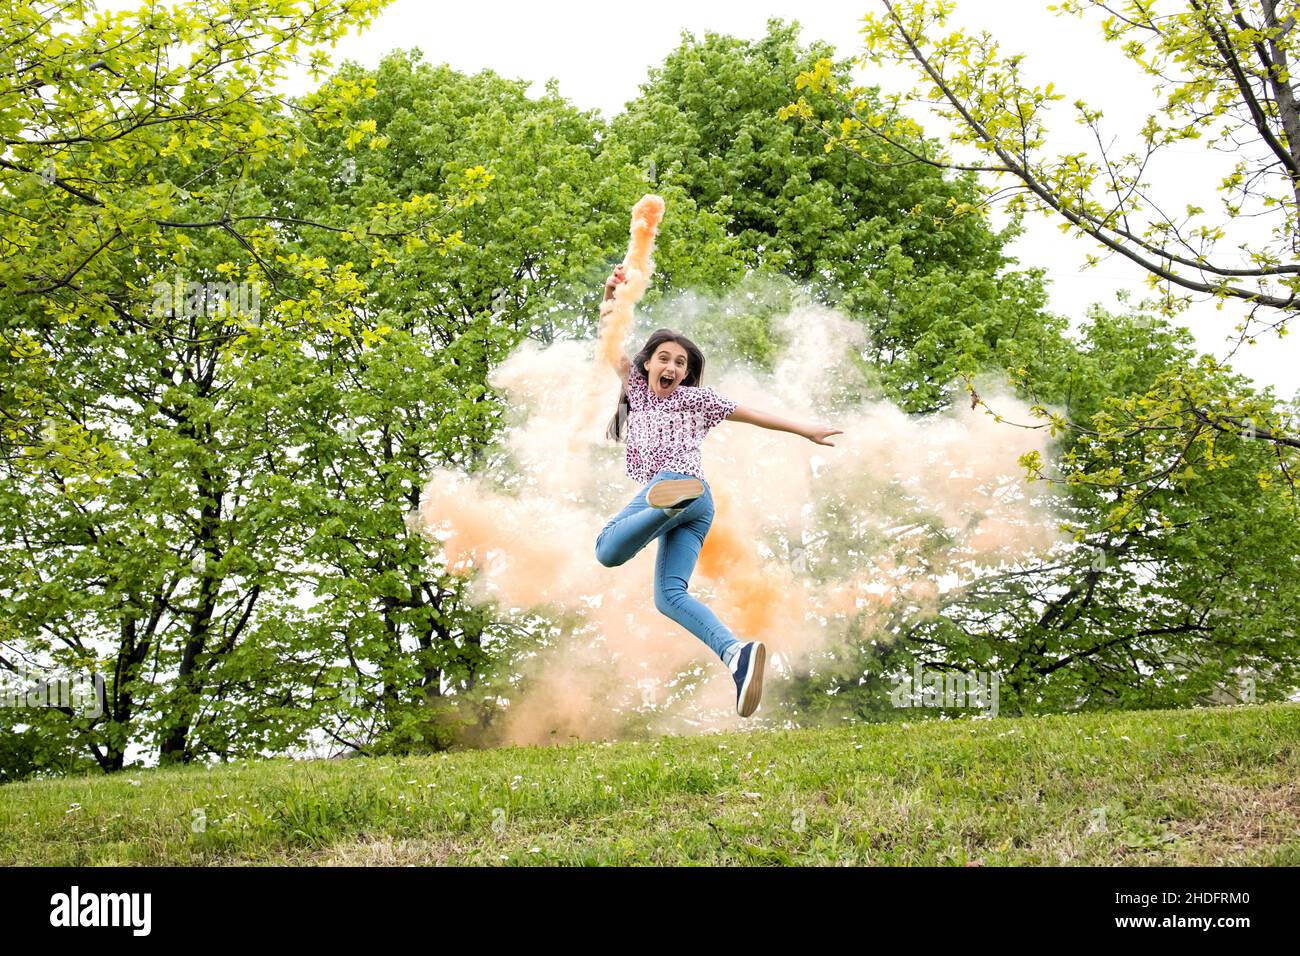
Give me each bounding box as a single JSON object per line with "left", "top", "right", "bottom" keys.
{"left": 659, "top": 375, "right": 675, "bottom": 389}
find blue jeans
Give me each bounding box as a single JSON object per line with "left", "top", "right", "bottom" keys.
{"left": 594, "top": 470, "right": 741, "bottom": 664}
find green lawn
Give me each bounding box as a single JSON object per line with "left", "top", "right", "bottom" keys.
{"left": 3, "top": 702, "right": 1297, "bottom": 866}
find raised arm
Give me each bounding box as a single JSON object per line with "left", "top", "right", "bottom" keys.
{"left": 601, "top": 263, "right": 632, "bottom": 384}
{"left": 727, "top": 404, "right": 843, "bottom": 446}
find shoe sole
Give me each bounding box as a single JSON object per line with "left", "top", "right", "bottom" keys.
{"left": 648, "top": 478, "right": 704, "bottom": 510}
{"left": 737, "top": 642, "right": 766, "bottom": 718}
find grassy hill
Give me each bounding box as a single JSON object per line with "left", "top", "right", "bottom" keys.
{"left": 2, "top": 702, "right": 1297, "bottom": 866}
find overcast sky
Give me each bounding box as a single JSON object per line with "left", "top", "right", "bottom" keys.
{"left": 108, "top": 0, "right": 1300, "bottom": 398}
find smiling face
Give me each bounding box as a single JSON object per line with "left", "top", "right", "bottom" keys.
{"left": 644, "top": 340, "right": 689, "bottom": 399}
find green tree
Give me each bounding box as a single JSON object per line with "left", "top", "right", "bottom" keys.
{"left": 789, "top": 302, "right": 1300, "bottom": 720}
{"left": 760, "top": 0, "right": 1300, "bottom": 714}
{"left": 0, "top": 0, "right": 402, "bottom": 473}
{"left": 784, "top": 0, "right": 1300, "bottom": 462}
{"left": 0, "top": 1, "right": 485, "bottom": 776}
{"left": 612, "top": 18, "right": 1066, "bottom": 412}
{"left": 210, "top": 49, "right": 750, "bottom": 756}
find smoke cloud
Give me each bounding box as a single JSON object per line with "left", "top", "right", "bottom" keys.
{"left": 413, "top": 286, "right": 1068, "bottom": 747}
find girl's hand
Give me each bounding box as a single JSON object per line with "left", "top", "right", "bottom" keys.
{"left": 603, "top": 262, "right": 627, "bottom": 300}
{"left": 804, "top": 425, "right": 843, "bottom": 446}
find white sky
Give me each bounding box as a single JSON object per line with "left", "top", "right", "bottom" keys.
{"left": 106, "top": 0, "right": 1300, "bottom": 397}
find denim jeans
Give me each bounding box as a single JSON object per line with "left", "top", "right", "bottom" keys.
{"left": 594, "top": 470, "right": 741, "bottom": 664}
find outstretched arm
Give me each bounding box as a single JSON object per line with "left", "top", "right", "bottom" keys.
{"left": 727, "top": 405, "right": 843, "bottom": 446}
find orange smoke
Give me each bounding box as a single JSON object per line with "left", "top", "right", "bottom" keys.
{"left": 412, "top": 273, "right": 1069, "bottom": 746}
{"left": 598, "top": 194, "right": 664, "bottom": 371}
{"left": 695, "top": 489, "right": 813, "bottom": 646}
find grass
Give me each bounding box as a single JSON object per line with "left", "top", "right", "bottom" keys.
{"left": 2, "top": 701, "right": 1297, "bottom": 866}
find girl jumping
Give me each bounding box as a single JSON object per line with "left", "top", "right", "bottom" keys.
{"left": 594, "top": 262, "right": 843, "bottom": 718}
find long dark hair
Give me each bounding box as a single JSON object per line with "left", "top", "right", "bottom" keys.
{"left": 605, "top": 328, "right": 708, "bottom": 442}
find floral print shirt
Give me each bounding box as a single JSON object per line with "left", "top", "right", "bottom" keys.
{"left": 622, "top": 362, "right": 738, "bottom": 484}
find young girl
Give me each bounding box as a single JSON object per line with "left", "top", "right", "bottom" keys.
{"left": 594, "top": 262, "right": 843, "bottom": 718}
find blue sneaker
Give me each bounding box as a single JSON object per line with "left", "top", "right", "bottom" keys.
{"left": 729, "top": 641, "right": 766, "bottom": 717}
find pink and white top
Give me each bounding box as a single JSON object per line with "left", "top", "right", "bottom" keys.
{"left": 622, "top": 362, "right": 738, "bottom": 484}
